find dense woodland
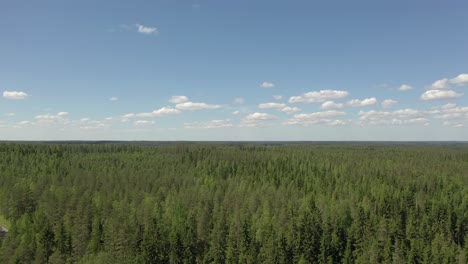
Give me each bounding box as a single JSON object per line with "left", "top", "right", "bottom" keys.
{"left": 0, "top": 143, "right": 467, "bottom": 263}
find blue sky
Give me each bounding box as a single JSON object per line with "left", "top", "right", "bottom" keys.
{"left": 1, "top": 0, "right": 468, "bottom": 140}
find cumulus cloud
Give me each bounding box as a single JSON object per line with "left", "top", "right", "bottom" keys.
{"left": 439, "top": 103, "right": 457, "bottom": 110}
{"left": 169, "top": 96, "right": 189, "bottom": 104}
{"left": 240, "top": 112, "right": 277, "bottom": 127}
{"left": 320, "top": 101, "right": 344, "bottom": 110}
{"left": 233, "top": 97, "right": 245, "bottom": 105}
{"left": 421, "top": 90, "right": 463, "bottom": 100}
{"left": 381, "top": 99, "right": 398, "bottom": 108}
{"left": 122, "top": 107, "right": 180, "bottom": 121}
{"left": 258, "top": 102, "right": 287, "bottom": 109}
{"left": 358, "top": 109, "right": 429, "bottom": 126}
{"left": 329, "top": 120, "right": 350, "bottom": 126}
{"left": 232, "top": 110, "right": 241, "bottom": 115}
{"left": 77, "top": 118, "right": 111, "bottom": 130}
{"left": 28, "top": 112, "right": 73, "bottom": 127}
{"left": 3, "top": 91, "right": 29, "bottom": 99}
{"left": 136, "top": 107, "right": 180, "bottom": 117}
{"left": 430, "top": 78, "right": 450, "bottom": 90}
{"left": 347, "top": 97, "right": 377, "bottom": 107}
{"left": 168, "top": 96, "right": 221, "bottom": 110}
{"left": 431, "top": 104, "right": 468, "bottom": 120}
{"left": 79, "top": 124, "right": 109, "bottom": 130}
{"left": 258, "top": 103, "right": 300, "bottom": 114}
{"left": 398, "top": 84, "right": 413, "bottom": 91}
{"left": 435, "top": 112, "right": 465, "bottom": 120}
{"left": 134, "top": 120, "right": 155, "bottom": 126}
{"left": 272, "top": 95, "right": 282, "bottom": 100}
{"left": 35, "top": 112, "right": 69, "bottom": 122}
{"left": 284, "top": 110, "right": 346, "bottom": 126}
{"left": 450, "top": 73, "right": 468, "bottom": 86}
{"left": 278, "top": 106, "right": 301, "bottom": 114}
{"left": 109, "top": 97, "right": 118, "bottom": 102}
{"left": 10, "top": 112, "right": 114, "bottom": 130}
{"left": 244, "top": 112, "right": 276, "bottom": 121}
{"left": 363, "top": 118, "right": 429, "bottom": 126}
{"left": 136, "top": 24, "right": 158, "bottom": 34}
{"left": 16, "top": 120, "right": 34, "bottom": 127}
{"left": 184, "top": 119, "right": 233, "bottom": 129}
{"left": 442, "top": 121, "right": 465, "bottom": 128}
{"left": 289, "top": 90, "right": 349, "bottom": 103}
{"left": 260, "top": 81, "right": 275, "bottom": 88}
{"left": 175, "top": 102, "right": 221, "bottom": 111}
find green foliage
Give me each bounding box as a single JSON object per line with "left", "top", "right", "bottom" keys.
{"left": 0, "top": 143, "right": 467, "bottom": 263}
{"left": 0, "top": 214, "right": 11, "bottom": 230}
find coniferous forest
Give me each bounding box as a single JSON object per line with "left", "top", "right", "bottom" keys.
{"left": 0, "top": 143, "right": 467, "bottom": 264}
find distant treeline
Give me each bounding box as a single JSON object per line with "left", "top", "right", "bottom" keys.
{"left": 0, "top": 143, "right": 467, "bottom": 263}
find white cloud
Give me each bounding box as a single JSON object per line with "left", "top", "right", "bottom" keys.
{"left": 232, "top": 110, "right": 241, "bottom": 115}
{"left": 260, "top": 81, "right": 275, "bottom": 88}
{"left": 347, "top": 97, "right": 377, "bottom": 107}
{"left": 258, "top": 102, "right": 287, "bottom": 109}
{"left": 169, "top": 96, "right": 222, "bottom": 111}
{"left": 5, "top": 113, "right": 15, "bottom": 117}
{"left": 398, "top": 84, "right": 413, "bottom": 91}
{"left": 169, "top": 96, "right": 189, "bottom": 104}
{"left": 359, "top": 109, "right": 425, "bottom": 120}
{"left": 77, "top": 119, "right": 110, "bottom": 130}
{"left": 122, "top": 107, "right": 181, "bottom": 121}
{"left": 421, "top": 90, "right": 463, "bottom": 100}
{"left": 240, "top": 112, "right": 277, "bottom": 127}
{"left": 17, "top": 120, "right": 33, "bottom": 126}
{"left": 136, "top": 107, "right": 180, "bottom": 117}
{"left": 134, "top": 120, "right": 155, "bottom": 126}
{"left": 278, "top": 106, "right": 301, "bottom": 114}
{"left": 79, "top": 124, "right": 109, "bottom": 130}
{"left": 35, "top": 112, "right": 69, "bottom": 122}
{"left": 358, "top": 109, "right": 429, "bottom": 126}
{"left": 439, "top": 103, "right": 457, "bottom": 110}
{"left": 435, "top": 112, "right": 465, "bottom": 119}
{"left": 450, "top": 73, "right": 468, "bottom": 86}
{"left": 258, "top": 102, "right": 300, "bottom": 114}
{"left": 329, "top": 120, "right": 350, "bottom": 126}
{"left": 233, "top": 97, "right": 245, "bottom": 105}
{"left": 284, "top": 110, "right": 346, "bottom": 125}
{"left": 175, "top": 102, "right": 221, "bottom": 110}
{"left": 430, "top": 78, "right": 450, "bottom": 90}
{"left": 29, "top": 112, "right": 72, "bottom": 127}
{"left": 431, "top": 104, "right": 468, "bottom": 120}
{"left": 392, "top": 109, "right": 426, "bottom": 117}
{"left": 443, "top": 121, "right": 465, "bottom": 128}
{"left": 184, "top": 119, "right": 233, "bottom": 129}
{"left": 3, "top": 91, "right": 29, "bottom": 100}
{"left": 320, "top": 101, "right": 344, "bottom": 110}
{"left": 135, "top": 24, "right": 158, "bottom": 34}
{"left": 244, "top": 112, "right": 277, "bottom": 121}
{"left": 109, "top": 97, "right": 118, "bottom": 102}
{"left": 289, "top": 90, "right": 349, "bottom": 103}
{"left": 381, "top": 99, "right": 398, "bottom": 108}
{"left": 273, "top": 95, "right": 283, "bottom": 100}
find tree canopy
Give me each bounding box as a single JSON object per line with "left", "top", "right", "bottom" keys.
{"left": 0, "top": 143, "right": 467, "bottom": 263}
